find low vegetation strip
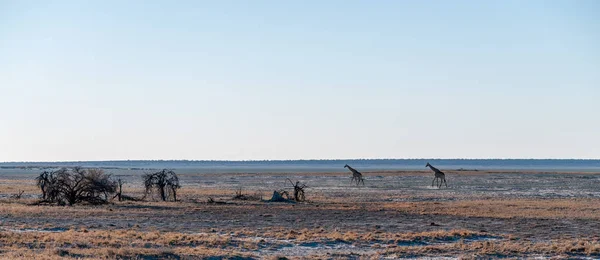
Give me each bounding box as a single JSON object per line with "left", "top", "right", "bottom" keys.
{"left": 383, "top": 239, "right": 600, "bottom": 258}
{"left": 1, "top": 228, "right": 598, "bottom": 259}
{"left": 383, "top": 198, "right": 600, "bottom": 219}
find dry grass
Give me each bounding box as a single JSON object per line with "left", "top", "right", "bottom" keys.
{"left": 383, "top": 198, "right": 600, "bottom": 219}
{"left": 256, "top": 227, "right": 484, "bottom": 243}
{"left": 0, "top": 228, "right": 489, "bottom": 259}
{"left": 0, "top": 228, "right": 254, "bottom": 259}
{"left": 3, "top": 227, "right": 598, "bottom": 259}
{"left": 0, "top": 179, "right": 38, "bottom": 195}
{"left": 384, "top": 238, "right": 600, "bottom": 258}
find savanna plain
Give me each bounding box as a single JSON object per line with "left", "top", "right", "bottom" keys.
{"left": 1, "top": 168, "right": 600, "bottom": 259}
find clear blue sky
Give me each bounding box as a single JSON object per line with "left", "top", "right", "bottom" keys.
{"left": 1, "top": 1, "right": 598, "bottom": 161}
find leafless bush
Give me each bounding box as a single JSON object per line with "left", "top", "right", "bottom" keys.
{"left": 110, "top": 177, "right": 141, "bottom": 201}
{"left": 116, "top": 178, "right": 124, "bottom": 201}
{"left": 84, "top": 168, "right": 118, "bottom": 202}
{"left": 142, "top": 169, "right": 180, "bottom": 201}
{"left": 35, "top": 167, "right": 117, "bottom": 205}
{"left": 207, "top": 196, "right": 226, "bottom": 204}
{"left": 232, "top": 187, "right": 262, "bottom": 201}
{"left": 113, "top": 178, "right": 124, "bottom": 201}
{"left": 252, "top": 190, "right": 264, "bottom": 201}
{"left": 233, "top": 187, "right": 248, "bottom": 200}
{"left": 36, "top": 170, "right": 60, "bottom": 202}
{"left": 10, "top": 190, "right": 24, "bottom": 199}
{"left": 286, "top": 178, "right": 307, "bottom": 202}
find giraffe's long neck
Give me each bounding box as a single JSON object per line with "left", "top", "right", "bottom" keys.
{"left": 347, "top": 166, "right": 359, "bottom": 174}
{"left": 428, "top": 165, "right": 441, "bottom": 173}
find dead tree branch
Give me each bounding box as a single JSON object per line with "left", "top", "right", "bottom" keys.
{"left": 286, "top": 178, "right": 307, "bottom": 202}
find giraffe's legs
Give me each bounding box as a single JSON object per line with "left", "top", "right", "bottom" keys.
{"left": 443, "top": 178, "right": 448, "bottom": 187}
{"left": 432, "top": 177, "right": 436, "bottom": 187}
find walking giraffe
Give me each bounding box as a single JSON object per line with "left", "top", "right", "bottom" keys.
{"left": 426, "top": 162, "right": 448, "bottom": 188}
{"left": 344, "top": 164, "right": 365, "bottom": 186}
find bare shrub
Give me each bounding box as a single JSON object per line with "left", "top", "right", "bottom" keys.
{"left": 36, "top": 170, "right": 60, "bottom": 201}
{"left": 252, "top": 190, "right": 264, "bottom": 201}
{"left": 233, "top": 187, "right": 248, "bottom": 200}
{"left": 142, "top": 169, "right": 180, "bottom": 201}
{"left": 207, "top": 197, "right": 226, "bottom": 204}
{"left": 35, "top": 167, "right": 117, "bottom": 205}
{"left": 286, "top": 178, "right": 307, "bottom": 202}
{"left": 10, "top": 190, "right": 24, "bottom": 199}
{"left": 232, "top": 187, "right": 262, "bottom": 201}
{"left": 111, "top": 178, "right": 124, "bottom": 201}
{"left": 111, "top": 177, "right": 140, "bottom": 201}
{"left": 84, "top": 168, "right": 118, "bottom": 202}
{"left": 115, "top": 178, "right": 124, "bottom": 201}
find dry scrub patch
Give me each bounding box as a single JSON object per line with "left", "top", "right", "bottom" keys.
{"left": 383, "top": 238, "right": 600, "bottom": 258}
{"left": 0, "top": 229, "right": 254, "bottom": 259}
{"left": 3, "top": 227, "right": 597, "bottom": 259}
{"left": 0, "top": 180, "right": 38, "bottom": 195}
{"left": 383, "top": 198, "right": 600, "bottom": 219}
{"left": 258, "top": 228, "right": 486, "bottom": 243}
{"left": 0, "top": 228, "right": 493, "bottom": 259}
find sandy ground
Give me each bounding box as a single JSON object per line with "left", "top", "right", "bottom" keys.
{"left": 1, "top": 169, "right": 600, "bottom": 259}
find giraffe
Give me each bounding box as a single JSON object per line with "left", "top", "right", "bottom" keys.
{"left": 344, "top": 164, "right": 365, "bottom": 186}
{"left": 426, "top": 162, "right": 448, "bottom": 188}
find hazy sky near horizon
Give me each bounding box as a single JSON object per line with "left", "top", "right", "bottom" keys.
{"left": 1, "top": 1, "right": 599, "bottom": 161}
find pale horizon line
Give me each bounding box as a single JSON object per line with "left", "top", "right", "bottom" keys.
{"left": 2, "top": 158, "right": 599, "bottom": 164}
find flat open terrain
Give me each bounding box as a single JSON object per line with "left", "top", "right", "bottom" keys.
{"left": 1, "top": 169, "right": 600, "bottom": 259}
